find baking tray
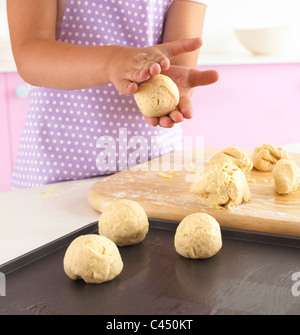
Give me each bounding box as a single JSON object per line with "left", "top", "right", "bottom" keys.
{"left": 1, "top": 219, "right": 300, "bottom": 315}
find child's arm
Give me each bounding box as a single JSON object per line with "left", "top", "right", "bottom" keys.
{"left": 7, "top": 0, "right": 202, "bottom": 95}
{"left": 163, "top": 0, "right": 207, "bottom": 68}
{"left": 144, "top": 1, "right": 219, "bottom": 128}
{"left": 7, "top": 0, "right": 115, "bottom": 90}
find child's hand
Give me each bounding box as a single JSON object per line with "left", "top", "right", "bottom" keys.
{"left": 143, "top": 65, "right": 219, "bottom": 128}
{"left": 109, "top": 38, "right": 202, "bottom": 95}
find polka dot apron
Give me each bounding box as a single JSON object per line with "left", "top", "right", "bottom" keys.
{"left": 11, "top": 0, "right": 183, "bottom": 189}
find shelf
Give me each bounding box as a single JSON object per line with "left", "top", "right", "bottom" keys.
{"left": 197, "top": 51, "right": 300, "bottom": 66}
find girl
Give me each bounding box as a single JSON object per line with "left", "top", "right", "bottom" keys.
{"left": 7, "top": 0, "right": 218, "bottom": 189}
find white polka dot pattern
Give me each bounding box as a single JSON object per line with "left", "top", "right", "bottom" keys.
{"left": 11, "top": 0, "right": 183, "bottom": 189}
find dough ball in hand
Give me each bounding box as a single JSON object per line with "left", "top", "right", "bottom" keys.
{"left": 98, "top": 199, "right": 149, "bottom": 246}
{"left": 252, "top": 143, "right": 288, "bottom": 171}
{"left": 174, "top": 213, "right": 222, "bottom": 259}
{"left": 272, "top": 159, "right": 300, "bottom": 194}
{"left": 190, "top": 162, "right": 252, "bottom": 208}
{"left": 133, "top": 74, "right": 179, "bottom": 117}
{"left": 209, "top": 147, "right": 253, "bottom": 173}
{"left": 63, "top": 234, "right": 123, "bottom": 284}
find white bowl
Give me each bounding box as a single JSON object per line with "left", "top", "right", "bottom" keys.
{"left": 234, "top": 26, "right": 295, "bottom": 56}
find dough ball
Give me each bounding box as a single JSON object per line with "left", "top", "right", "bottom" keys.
{"left": 190, "top": 162, "right": 252, "bottom": 208}
{"left": 63, "top": 234, "right": 123, "bottom": 284}
{"left": 209, "top": 147, "right": 253, "bottom": 173}
{"left": 174, "top": 213, "right": 222, "bottom": 259}
{"left": 252, "top": 143, "right": 289, "bottom": 171}
{"left": 133, "top": 74, "right": 179, "bottom": 117}
{"left": 98, "top": 199, "right": 149, "bottom": 246}
{"left": 272, "top": 159, "right": 300, "bottom": 194}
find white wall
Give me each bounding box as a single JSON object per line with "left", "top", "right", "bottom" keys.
{"left": 0, "top": 0, "right": 9, "bottom": 38}
{"left": 0, "top": 0, "right": 299, "bottom": 54}
{"left": 202, "top": 0, "right": 300, "bottom": 54}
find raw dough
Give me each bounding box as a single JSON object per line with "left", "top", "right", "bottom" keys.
{"left": 209, "top": 147, "right": 253, "bottom": 173}
{"left": 190, "top": 162, "right": 252, "bottom": 208}
{"left": 252, "top": 143, "right": 289, "bottom": 171}
{"left": 63, "top": 234, "right": 123, "bottom": 284}
{"left": 272, "top": 159, "right": 300, "bottom": 194}
{"left": 98, "top": 199, "right": 149, "bottom": 246}
{"left": 133, "top": 74, "right": 179, "bottom": 117}
{"left": 174, "top": 213, "right": 222, "bottom": 259}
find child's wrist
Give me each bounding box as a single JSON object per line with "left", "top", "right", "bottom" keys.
{"left": 107, "top": 45, "right": 124, "bottom": 84}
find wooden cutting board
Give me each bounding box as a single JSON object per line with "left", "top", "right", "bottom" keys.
{"left": 88, "top": 148, "right": 300, "bottom": 237}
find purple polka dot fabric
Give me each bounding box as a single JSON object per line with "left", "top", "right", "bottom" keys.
{"left": 11, "top": 0, "right": 202, "bottom": 189}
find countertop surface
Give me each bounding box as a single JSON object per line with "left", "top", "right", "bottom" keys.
{"left": 0, "top": 177, "right": 104, "bottom": 266}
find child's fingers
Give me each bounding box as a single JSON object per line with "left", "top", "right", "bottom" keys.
{"left": 144, "top": 112, "right": 184, "bottom": 128}
{"left": 189, "top": 69, "right": 219, "bottom": 87}
{"left": 117, "top": 79, "right": 138, "bottom": 95}
{"left": 161, "top": 37, "right": 202, "bottom": 60}
{"left": 126, "top": 81, "right": 138, "bottom": 95}
{"left": 158, "top": 116, "right": 175, "bottom": 128}
{"left": 178, "top": 96, "right": 194, "bottom": 119}
{"left": 149, "top": 63, "right": 162, "bottom": 76}
{"left": 136, "top": 68, "right": 151, "bottom": 82}
{"left": 168, "top": 110, "right": 184, "bottom": 123}
{"left": 143, "top": 58, "right": 170, "bottom": 75}
{"left": 132, "top": 51, "right": 170, "bottom": 81}
{"left": 134, "top": 59, "right": 169, "bottom": 81}
{"left": 130, "top": 63, "right": 161, "bottom": 84}
{"left": 159, "top": 58, "right": 170, "bottom": 71}
{"left": 140, "top": 61, "right": 161, "bottom": 77}
{"left": 143, "top": 114, "right": 174, "bottom": 128}
{"left": 143, "top": 115, "right": 159, "bottom": 127}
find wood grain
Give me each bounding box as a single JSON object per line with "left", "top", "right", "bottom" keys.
{"left": 88, "top": 148, "right": 300, "bottom": 237}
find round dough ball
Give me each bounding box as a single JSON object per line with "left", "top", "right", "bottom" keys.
{"left": 272, "top": 159, "right": 300, "bottom": 194}
{"left": 174, "top": 213, "right": 222, "bottom": 259}
{"left": 190, "top": 162, "right": 252, "bottom": 208}
{"left": 98, "top": 199, "right": 149, "bottom": 246}
{"left": 209, "top": 147, "right": 253, "bottom": 173}
{"left": 252, "top": 143, "right": 289, "bottom": 171}
{"left": 63, "top": 234, "right": 123, "bottom": 284}
{"left": 133, "top": 74, "right": 179, "bottom": 117}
